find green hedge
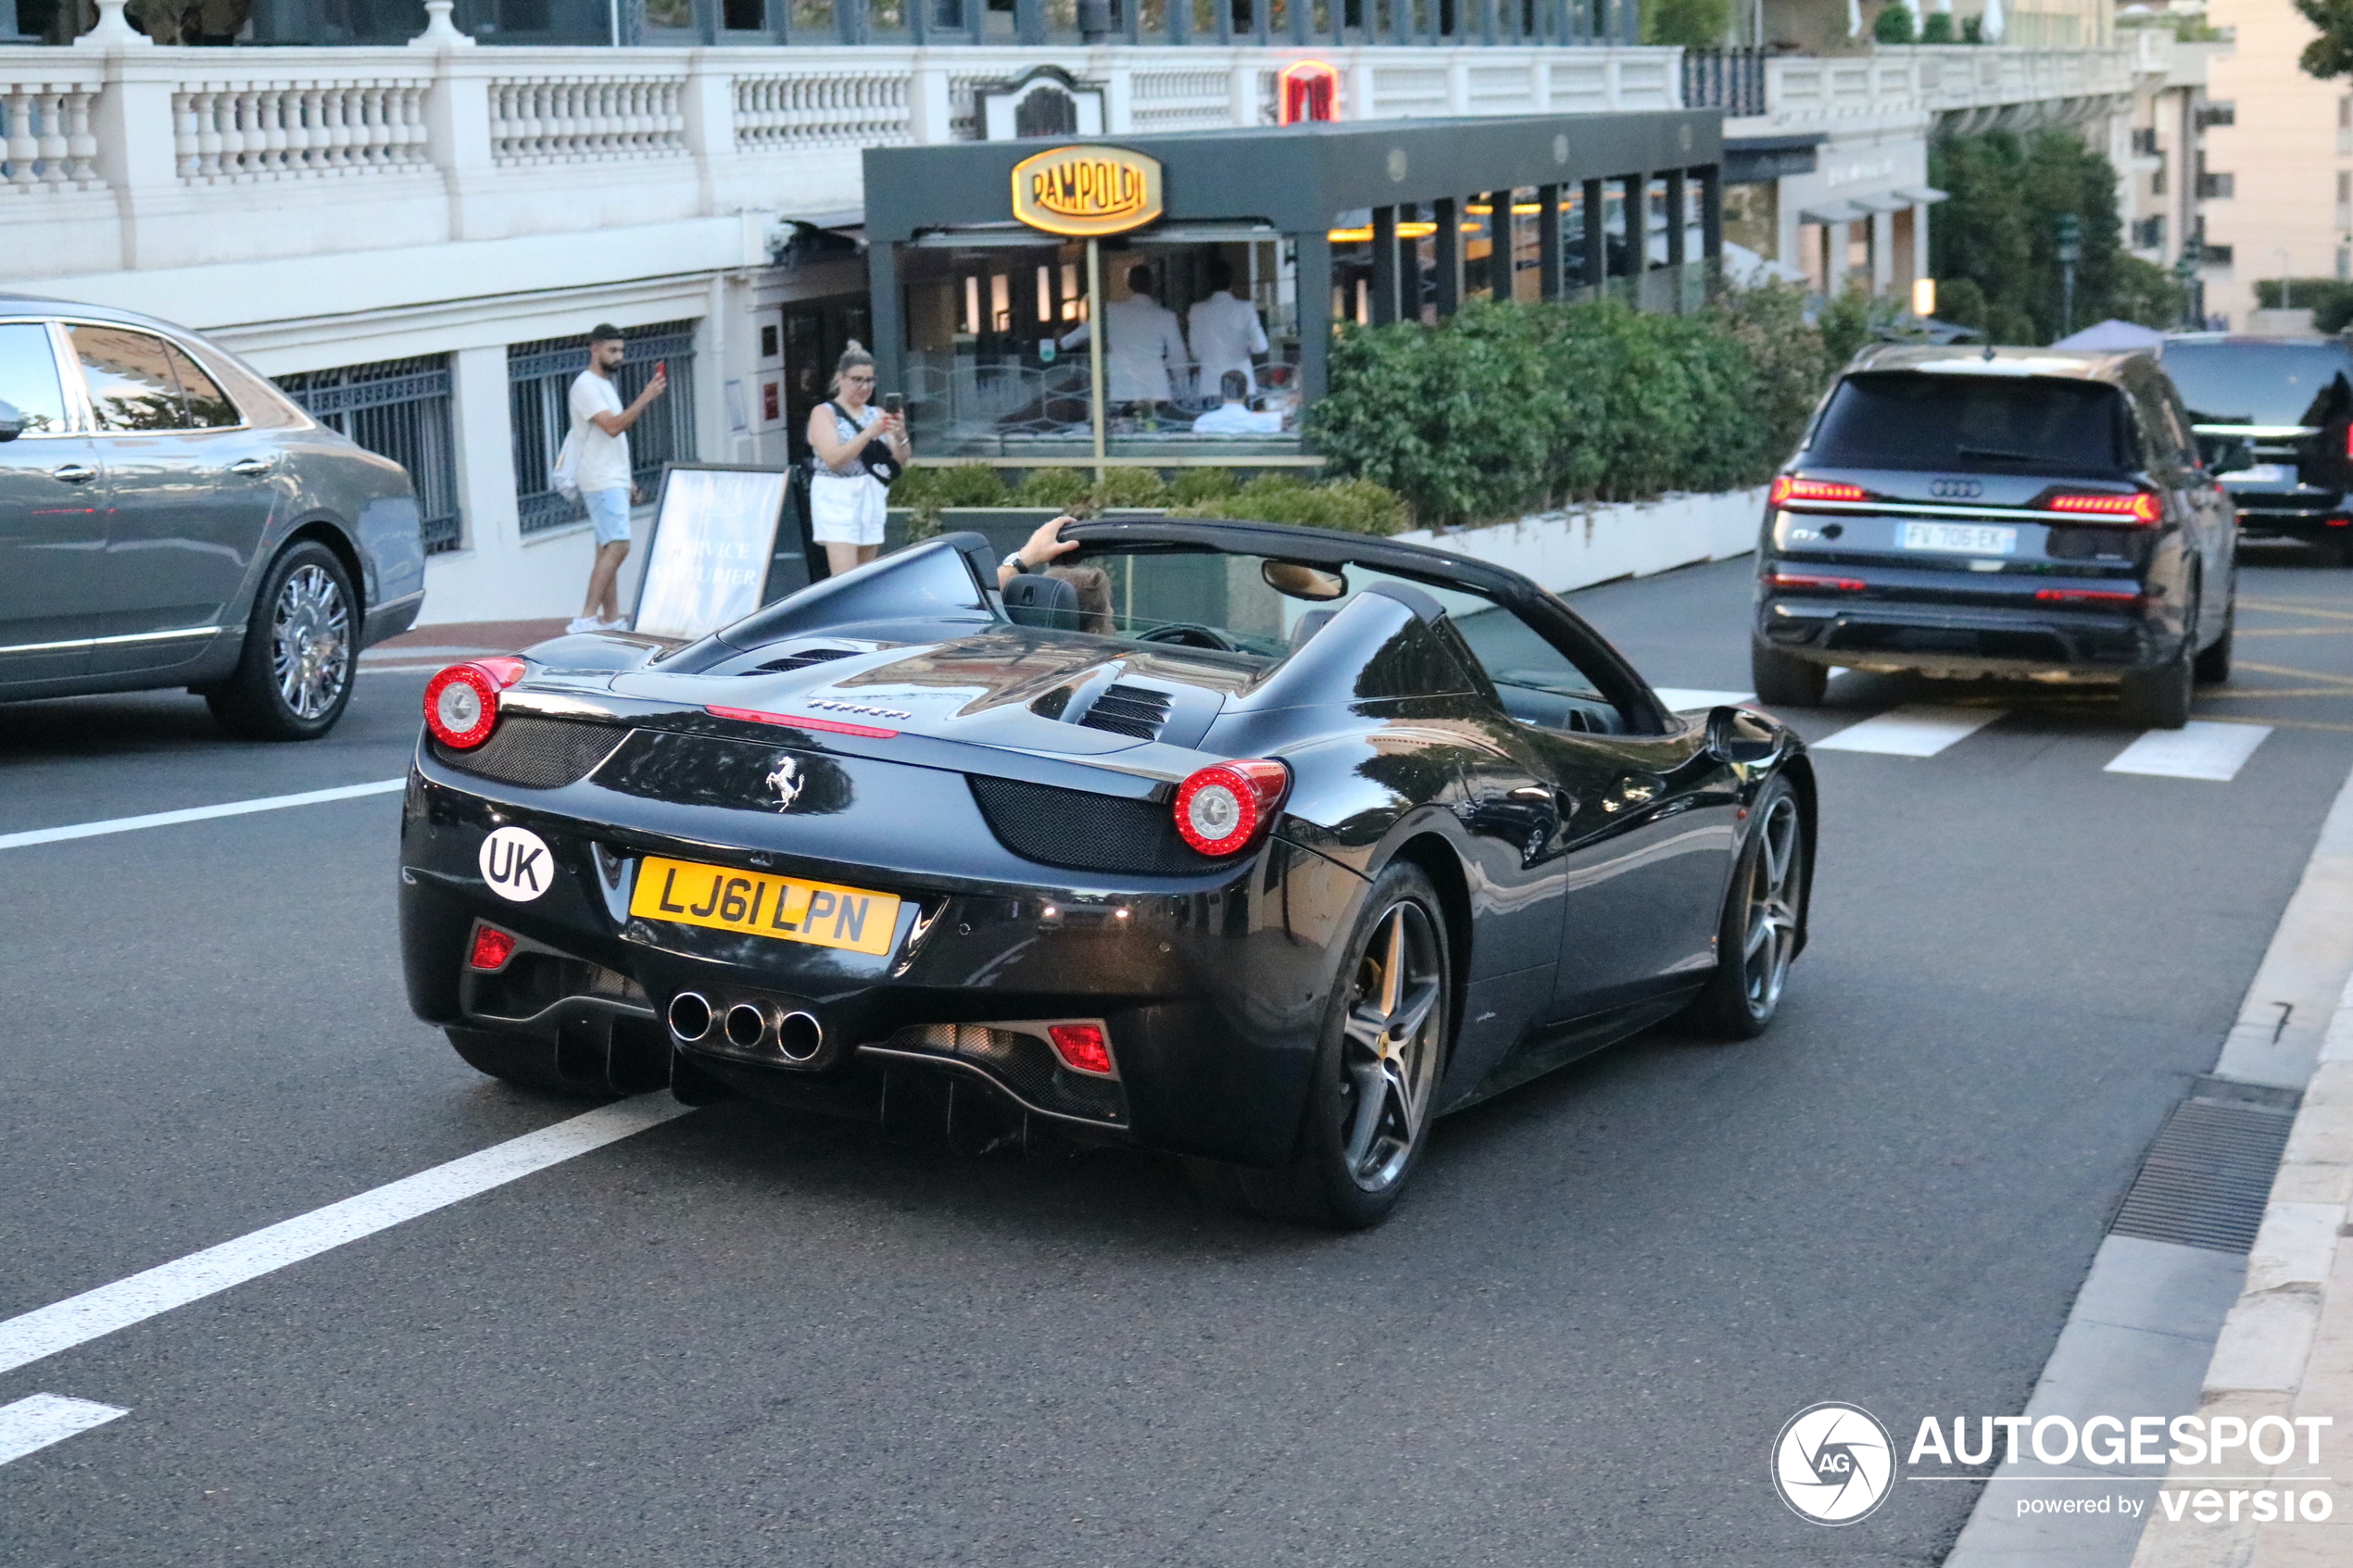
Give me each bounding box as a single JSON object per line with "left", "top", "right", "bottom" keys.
{"left": 1307, "top": 288, "right": 1831, "bottom": 528}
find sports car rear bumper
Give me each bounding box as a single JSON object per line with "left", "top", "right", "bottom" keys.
{"left": 398, "top": 757, "right": 1370, "bottom": 1166}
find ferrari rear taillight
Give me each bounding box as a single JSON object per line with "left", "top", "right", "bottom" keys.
{"left": 423, "top": 658, "right": 525, "bottom": 750}
{"left": 468, "top": 924, "right": 518, "bottom": 971}
{"left": 1047, "top": 1022, "right": 1114, "bottom": 1076}
{"left": 2042, "top": 491, "right": 2161, "bottom": 525}
{"left": 1173, "top": 759, "right": 1290, "bottom": 858}
{"left": 1769, "top": 475, "right": 1870, "bottom": 507}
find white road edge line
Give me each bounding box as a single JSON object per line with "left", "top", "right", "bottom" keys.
{"left": 0, "top": 1394, "right": 130, "bottom": 1468}
{"left": 0, "top": 779, "right": 406, "bottom": 852}
{"left": 1812, "top": 704, "right": 2007, "bottom": 758}
{"left": 0, "top": 1097, "right": 693, "bottom": 1378}
{"left": 2104, "top": 721, "right": 2273, "bottom": 782}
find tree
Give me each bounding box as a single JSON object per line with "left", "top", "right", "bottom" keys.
{"left": 2294, "top": 0, "right": 2353, "bottom": 81}
{"left": 1644, "top": 0, "right": 1734, "bottom": 46}
{"left": 1927, "top": 130, "right": 2169, "bottom": 343}
{"left": 1873, "top": 2, "right": 1917, "bottom": 44}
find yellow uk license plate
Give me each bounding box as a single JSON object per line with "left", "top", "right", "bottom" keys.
{"left": 630, "top": 856, "right": 901, "bottom": 956}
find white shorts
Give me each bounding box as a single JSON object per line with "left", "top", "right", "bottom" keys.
{"left": 810, "top": 473, "right": 887, "bottom": 546}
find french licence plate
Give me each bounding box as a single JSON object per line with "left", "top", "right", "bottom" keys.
{"left": 1900, "top": 521, "right": 2017, "bottom": 555}
{"left": 630, "top": 856, "right": 901, "bottom": 956}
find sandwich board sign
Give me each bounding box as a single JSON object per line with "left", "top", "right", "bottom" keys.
{"left": 631, "top": 463, "right": 795, "bottom": 641}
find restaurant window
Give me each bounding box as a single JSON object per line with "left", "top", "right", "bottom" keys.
{"left": 898, "top": 230, "right": 1302, "bottom": 460}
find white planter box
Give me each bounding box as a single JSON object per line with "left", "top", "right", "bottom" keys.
{"left": 1393, "top": 485, "right": 1768, "bottom": 596}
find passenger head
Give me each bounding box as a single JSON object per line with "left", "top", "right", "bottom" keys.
{"left": 1219, "top": 370, "right": 1250, "bottom": 404}
{"left": 1045, "top": 565, "right": 1114, "bottom": 634}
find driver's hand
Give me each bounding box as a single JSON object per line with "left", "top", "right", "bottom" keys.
{"left": 1018, "top": 514, "right": 1083, "bottom": 572}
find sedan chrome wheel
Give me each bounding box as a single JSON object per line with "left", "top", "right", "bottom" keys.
{"left": 1736, "top": 792, "right": 1803, "bottom": 1018}
{"left": 1336, "top": 899, "right": 1444, "bottom": 1193}
{"left": 271, "top": 563, "right": 351, "bottom": 721}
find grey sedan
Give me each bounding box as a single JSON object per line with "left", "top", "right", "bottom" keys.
{"left": 0, "top": 295, "right": 424, "bottom": 739}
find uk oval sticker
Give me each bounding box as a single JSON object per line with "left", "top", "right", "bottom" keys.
{"left": 480, "top": 825, "right": 553, "bottom": 903}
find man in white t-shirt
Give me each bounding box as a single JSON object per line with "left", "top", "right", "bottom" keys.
{"left": 566, "top": 323, "right": 666, "bottom": 633}
{"left": 1059, "top": 265, "right": 1190, "bottom": 419}
{"left": 1186, "top": 261, "right": 1269, "bottom": 398}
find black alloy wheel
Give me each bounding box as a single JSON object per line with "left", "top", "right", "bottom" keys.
{"left": 1751, "top": 642, "right": 1828, "bottom": 708}
{"left": 206, "top": 541, "right": 358, "bottom": 740}
{"left": 1225, "top": 862, "right": 1452, "bottom": 1229}
{"left": 1690, "top": 776, "right": 1806, "bottom": 1039}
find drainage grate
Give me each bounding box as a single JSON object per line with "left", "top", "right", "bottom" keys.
{"left": 2108, "top": 1098, "right": 2296, "bottom": 1254}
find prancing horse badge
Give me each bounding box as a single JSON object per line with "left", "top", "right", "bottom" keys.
{"left": 765, "top": 757, "right": 805, "bottom": 812}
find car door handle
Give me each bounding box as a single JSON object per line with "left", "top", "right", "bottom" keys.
{"left": 50, "top": 462, "right": 97, "bottom": 483}
{"left": 228, "top": 456, "right": 275, "bottom": 477}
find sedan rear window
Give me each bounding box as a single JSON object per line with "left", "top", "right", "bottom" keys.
{"left": 0, "top": 322, "right": 68, "bottom": 434}
{"left": 2160, "top": 342, "right": 2353, "bottom": 429}
{"left": 1807, "top": 372, "right": 2134, "bottom": 473}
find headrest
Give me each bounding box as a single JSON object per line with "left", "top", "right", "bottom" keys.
{"left": 1002, "top": 571, "right": 1082, "bottom": 631}
{"left": 1289, "top": 608, "right": 1339, "bottom": 653}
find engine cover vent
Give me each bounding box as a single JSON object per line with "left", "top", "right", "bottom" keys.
{"left": 1077, "top": 684, "right": 1173, "bottom": 740}
{"left": 755, "top": 647, "right": 858, "bottom": 673}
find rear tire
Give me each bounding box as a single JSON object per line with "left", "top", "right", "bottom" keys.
{"left": 445, "top": 1026, "right": 610, "bottom": 1098}
{"left": 2119, "top": 640, "right": 2195, "bottom": 730}
{"left": 2194, "top": 600, "right": 2233, "bottom": 685}
{"left": 1688, "top": 777, "right": 1806, "bottom": 1040}
{"left": 1751, "top": 643, "right": 1828, "bottom": 708}
{"left": 1239, "top": 862, "right": 1452, "bottom": 1230}
{"left": 207, "top": 541, "right": 358, "bottom": 741}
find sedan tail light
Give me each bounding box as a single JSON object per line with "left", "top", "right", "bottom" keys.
{"left": 1768, "top": 571, "right": 1867, "bottom": 592}
{"left": 423, "top": 657, "right": 526, "bottom": 750}
{"left": 1769, "top": 475, "right": 1871, "bottom": 507}
{"left": 2041, "top": 491, "right": 2161, "bottom": 525}
{"left": 1173, "top": 759, "right": 1290, "bottom": 858}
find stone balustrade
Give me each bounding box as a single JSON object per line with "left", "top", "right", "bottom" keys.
{"left": 1724, "top": 44, "right": 2137, "bottom": 135}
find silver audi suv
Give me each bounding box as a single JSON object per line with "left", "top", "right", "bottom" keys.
{"left": 0, "top": 295, "right": 424, "bottom": 739}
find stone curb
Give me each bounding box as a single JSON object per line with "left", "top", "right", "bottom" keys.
{"left": 2127, "top": 988, "right": 2353, "bottom": 1565}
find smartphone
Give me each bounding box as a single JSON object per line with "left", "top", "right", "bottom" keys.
{"left": 655, "top": 359, "right": 667, "bottom": 380}
{"left": 882, "top": 392, "right": 903, "bottom": 416}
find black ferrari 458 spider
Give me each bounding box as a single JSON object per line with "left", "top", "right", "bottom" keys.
{"left": 399, "top": 518, "right": 1816, "bottom": 1227}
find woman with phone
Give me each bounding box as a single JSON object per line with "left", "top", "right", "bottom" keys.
{"left": 805, "top": 343, "right": 908, "bottom": 575}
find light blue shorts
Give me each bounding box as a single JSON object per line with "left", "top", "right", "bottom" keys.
{"left": 583, "top": 486, "right": 633, "bottom": 546}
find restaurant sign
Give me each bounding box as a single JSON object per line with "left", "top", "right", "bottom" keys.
{"left": 1010, "top": 145, "right": 1164, "bottom": 237}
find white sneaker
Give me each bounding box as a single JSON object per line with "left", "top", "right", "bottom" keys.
{"left": 565, "top": 616, "right": 598, "bottom": 633}
{"left": 596, "top": 616, "right": 632, "bottom": 632}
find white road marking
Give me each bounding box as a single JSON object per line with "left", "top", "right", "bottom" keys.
{"left": 0, "top": 1097, "right": 692, "bottom": 1378}
{"left": 359, "top": 646, "right": 494, "bottom": 662}
{"left": 357, "top": 664, "right": 452, "bottom": 676}
{"left": 0, "top": 779, "right": 406, "bottom": 852}
{"left": 2105, "top": 721, "right": 2273, "bottom": 782}
{"left": 1653, "top": 688, "right": 1756, "bottom": 710}
{"left": 1812, "top": 705, "right": 2007, "bottom": 758}
{"left": 0, "top": 1395, "right": 130, "bottom": 1468}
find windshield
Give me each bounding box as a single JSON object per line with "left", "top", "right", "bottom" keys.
{"left": 1807, "top": 372, "right": 2133, "bottom": 473}
{"left": 1061, "top": 546, "right": 1608, "bottom": 703}
{"left": 2160, "top": 342, "right": 2353, "bottom": 428}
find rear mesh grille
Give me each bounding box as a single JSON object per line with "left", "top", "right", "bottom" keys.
{"left": 433, "top": 717, "right": 625, "bottom": 790}
{"left": 1077, "top": 684, "right": 1173, "bottom": 740}
{"left": 968, "top": 775, "right": 1228, "bottom": 877}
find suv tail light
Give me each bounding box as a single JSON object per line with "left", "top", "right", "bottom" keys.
{"left": 423, "top": 657, "right": 526, "bottom": 750}
{"left": 2041, "top": 491, "right": 2161, "bottom": 525}
{"left": 1768, "top": 571, "right": 1866, "bottom": 592}
{"left": 1769, "top": 475, "right": 1871, "bottom": 507}
{"left": 1173, "top": 759, "right": 1290, "bottom": 858}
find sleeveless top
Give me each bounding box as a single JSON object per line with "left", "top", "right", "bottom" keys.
{"left": 817, "top": 401, "right": 881, "bottom": 480}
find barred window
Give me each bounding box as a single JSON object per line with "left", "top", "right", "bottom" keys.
{"left": 275, "top": 356, "right": 461, "bottom": 556}
{"left": 509, "top": 320, "right": 698, "bottom": 536}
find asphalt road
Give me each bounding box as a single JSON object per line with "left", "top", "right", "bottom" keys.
{"left": 7, "top": 543, "right": 2353, "bottom": 1566}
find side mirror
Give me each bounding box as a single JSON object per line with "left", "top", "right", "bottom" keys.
{"left": 0, "top": 400, "right": 22, "bottom": 443}
{"left": 1705, "top": 704, "right": 1780, "bottom": 766}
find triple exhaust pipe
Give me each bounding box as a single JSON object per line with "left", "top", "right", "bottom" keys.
{"left": 667, "top": 990, "right": 824, "bottom": 1064}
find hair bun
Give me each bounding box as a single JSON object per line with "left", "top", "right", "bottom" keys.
{"left": 843, "top": 339, "right": 864, "bottom": 354}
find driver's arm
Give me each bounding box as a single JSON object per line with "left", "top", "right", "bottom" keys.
{"left": 997, "top": 514, "right": 1081, "bottom": 588}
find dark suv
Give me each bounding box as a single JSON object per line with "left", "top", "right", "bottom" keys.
{"left": 1751, "top": 345, "right": 2236, "bottom": 729}
{"left": 2157, "top": 333, "right": 2353, "bottom": 561}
